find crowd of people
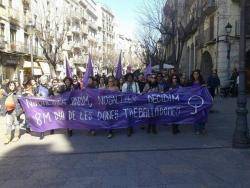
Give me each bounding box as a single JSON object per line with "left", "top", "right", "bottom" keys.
{"left": 0, "top": 68, "right": 224, "bottom": 145}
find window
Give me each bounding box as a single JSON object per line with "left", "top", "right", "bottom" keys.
{"left": 209, "top": 15, "right": 214, "bottom": 40}
{"left": 9, "top": 0, "right": 12, "bottom": 7}
{"left": 46, "top": 20, "right": 50, "bottom": 29}
{"left": 24, "top": 33, "right": 28, "bottom": 46}
{"left": 0, "top": 23, "right": 4, "bottom": 36}
{"left": 35, "top": 37, "right": 38, "bottom": 54}
{"left": 34, "top": 15, "right": 37, "bottom": 26}
{"left": 67, "top": 36, "right": 72, "bottom": 43}
{"left": 10, "top": 29, "right": 16, "bottom": 43}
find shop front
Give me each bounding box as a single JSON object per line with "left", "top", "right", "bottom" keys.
{"left": 22, "top": 61, "right": 42, "bottom": 80}
{"left": 0, "top": 53, "right": 20, "bottom": 83}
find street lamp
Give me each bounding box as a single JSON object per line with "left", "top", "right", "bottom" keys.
{"left": 232, "top": 0, "right": 250, "bottom": 148}
{"left": 27, "top": 20, "right": 35, "bottom": 77}
{"left": 225, "top": 22, "right": 232, "bottom": 79}
{"left": 225, "top": 22, "right": 232, "bottom": 35}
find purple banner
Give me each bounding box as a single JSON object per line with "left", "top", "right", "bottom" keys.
{"left": 18, "top": 86, "right": 213, "bottom": 132}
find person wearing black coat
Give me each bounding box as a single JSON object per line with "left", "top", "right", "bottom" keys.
{"left": 207, "top": 70, "right": 220, "bottom": 98}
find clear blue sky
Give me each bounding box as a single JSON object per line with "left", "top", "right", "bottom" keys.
{"left": 97, "top": 0, "right": 144, "bottom": 38}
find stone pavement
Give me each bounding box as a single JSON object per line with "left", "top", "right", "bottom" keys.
{"left": 0, "top": 97, "right": 250, "bottom": 188}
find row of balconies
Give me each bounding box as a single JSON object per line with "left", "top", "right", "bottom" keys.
{"left": 88, "top": 21, "right": 98, "bottom": 31}
{"left": 63, "top": 40, "right": 89, "bottom": 51}
{"left": 70, "top": 9, "right": 88, "bottom": 21}
{"left": 67, "top": 25, "right": 89, "bottom": 36}
{"left": 1, "top": 35, "right": 96, "bottom": 54}
{"left": 0, "top": 38, "right": 43, "bottom": 56}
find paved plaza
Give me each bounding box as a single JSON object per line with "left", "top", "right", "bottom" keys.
{"left": 0, "top": 97, "right": 250, "bottom": 188}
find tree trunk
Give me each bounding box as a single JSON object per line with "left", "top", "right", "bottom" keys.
{"left": 48, "top": 62, "right": 58, "bottom": 78}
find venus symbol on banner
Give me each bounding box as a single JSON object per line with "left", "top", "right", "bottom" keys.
{"left": 188, "top": 95, "right": 204, "bottom": 115}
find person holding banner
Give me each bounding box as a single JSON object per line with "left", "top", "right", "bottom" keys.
{"left": 169, "top": 74, "right": 181, "bottom": 134}
{"left": 122, "top": 73, "right": 140, "bottom": 136}
{"left": 106, "top": 76, "right": 120, "bottom": 139}
{"left": 4, "top": 81, "right": 22, "bottom": 144}
{"left": 87, "top": 76, "right": 98, "bottom": 136}
{"left": 189, "top": 70, "right": 207, "bottom": 135}
{"left": 61, "top": 77, "right": 74, "bottom": 137}
{"left": 143, "top": 74, "right": 159, "bottom": 134}
{"left": 37, "top": 76, "right": 55, "bottom": 139}
{"left": 22, "top": 78, "right": 37, "bottom": 134}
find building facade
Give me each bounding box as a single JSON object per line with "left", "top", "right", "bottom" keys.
{"left": 163, "top": 0, "right": 250, "bottom": 87}
{"left": 0, "top": 0, "right": 143, "bottom": 83}
{"left": 96, "top": 3, "right": 115, "bottom": 74}
{"left": 0, "top": 0, "right": 44, "bottom": 84}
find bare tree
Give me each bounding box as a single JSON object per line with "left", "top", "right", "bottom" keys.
{"left": 34, "top": 1, "right": 69, "bottom": 76}
{"left": 136, "top": 0, "right": 165, "bottom": 66}
{"left": 137, "top": 0, "right": 202, "bottom": 69}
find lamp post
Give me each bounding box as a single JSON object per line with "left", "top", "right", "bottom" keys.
{"left": 233, "top": 0, "right": 250, "bottom": 148}
{"left": 225, "top": 22, "right": 232, "bottom": 79}
{"left": 27, "top": 20, "right": 35, "bottom": 77}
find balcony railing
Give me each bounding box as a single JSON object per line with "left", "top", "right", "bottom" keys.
{"left": 71, "top": 9, "right": 81, "bottom": 20}
{"left": 81, "top": 40, "right": 89, "bottom": 48}
{"left": 71, "top": 26, "right": 81, "bottom": 33}
{"left": 82, "top": 11, "right": 88, "bottom": 20}
{"left": 88, "top": 21, "right": 98, "bottom": 31}
{"left": 73, "top": 41, "right": 81, "bottom": 48}
{"left": 8, "top": 42, "right": 43, "bottom": 56}
{"left": 81, "top": 25, "right": 88, "bottom": 34}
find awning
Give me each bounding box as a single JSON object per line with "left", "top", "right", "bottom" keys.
{"left": 152, "top": 64, "right": 174, "bottom": 71}
{"left": 77, "top": 66, "right": 86, "bottom": 72}
{"left": 163, "top": 64, "right": 174, "bottom": 69}
{"left": 39, "top": 62, "right": 51, "bottom": 75}
{"left": 33, "top": 68, "right": 42, "bottom": 75}
{"left": 23, "top": 61, "right": 39, "bottom": 68}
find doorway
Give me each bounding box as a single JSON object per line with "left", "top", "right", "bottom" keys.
{"left": 200, "top": 51, "right": 213, "bottom": 82}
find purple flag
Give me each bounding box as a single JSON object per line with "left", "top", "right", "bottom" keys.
{"left": 144, "top": 58, "right": 152, "bottom": 77}
{"left": 83, "top": 54, "right": 94, "bottom": 87}
{"left": 115, "top": 51, "right": 122, "bottom": 80}
{"left": 65, "top": 58, "right": 72, "bottom": 78}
